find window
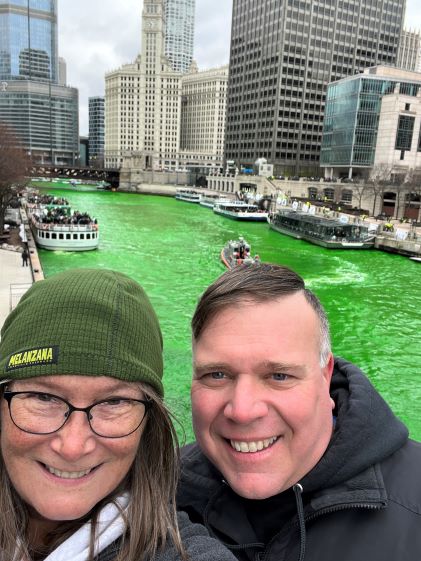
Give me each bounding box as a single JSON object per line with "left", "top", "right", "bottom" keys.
{"left": 324, "top": 188, "right": 335, "bottom": 201}
{"left": 395, "top": 115, "right": 415, "bottom": 151}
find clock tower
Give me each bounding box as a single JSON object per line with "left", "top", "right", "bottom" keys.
{"left": 138, "top": 0, "right": 182, "bottom": 171}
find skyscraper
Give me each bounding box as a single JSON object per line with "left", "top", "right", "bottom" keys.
{"left": 225, "top": 0, "right": 406, "bottom": 175}
{"left": 0, "top": 0, "right": 58, "bottom": 83}
{"left": 0, "top": 0, "right": 78, "bottom": 165}
{"left": 397, "top": 29, "right": 421, "bottom": 73}
{"left": 89, "top": 96, "right": 105, "bottom": 166}
{"left": 164, "top": 0, "right": 195, "bottom": 73}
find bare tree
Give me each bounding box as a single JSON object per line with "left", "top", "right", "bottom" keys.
{"left": 401, "top": 168, "right": 421, "bottom": 221}
{"left": 0, "top": 122, "right": 30, "bottom": 234}
{"left": 366, "top": 164, "right": 394, "bottom": 216}
{"left": 351, "top": 181, "right": 370, "bottom": 211}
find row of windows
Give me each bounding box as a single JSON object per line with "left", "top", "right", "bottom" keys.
{"left": 37, "top": 231, "right": 98, "bottom": 241}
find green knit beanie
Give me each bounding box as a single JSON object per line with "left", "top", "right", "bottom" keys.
{"left": 0, "top": 268, "right": 164, "bottom": 396}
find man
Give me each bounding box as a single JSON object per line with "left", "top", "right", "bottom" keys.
{"left": 178, "top": 263, "right": 421, "bottom": 561}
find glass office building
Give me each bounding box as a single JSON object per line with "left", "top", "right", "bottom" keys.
{"left": 0, "top": 80, "right": 79, "bottom": 165}
{"left": 225, "top": 0, "right": 405, "bottom": 174}
{"left": 0, "top": 0, "right": 58, "bottom": 83}
{"left": 89, "top": 96, "right": 105, "bottom": 166}
{"left": 320, "top": 68, "right": 421, "bottom": 175}
{"left": 0, "top": 1, "right": 78, "bottom": 165}
{"left": 164, "top": 0, "right": 195, "bottom": 73}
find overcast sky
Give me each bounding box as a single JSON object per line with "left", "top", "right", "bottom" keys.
{"left": 58, "top": 1, "right": 421, "bottom": 136}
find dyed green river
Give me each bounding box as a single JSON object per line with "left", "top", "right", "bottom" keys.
{"left": 34, "top": 187, "right": 421, "bottom": 443}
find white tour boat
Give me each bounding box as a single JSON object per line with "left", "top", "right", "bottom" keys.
{"left": 175, "top": 188, "right": 201, "bottom": 203}
{"left": 199, "top": 193, "right": 232, "bottom": 209}
{"left": 25, "top": 194, "right": 99, "bottom": 251}
{"left": 213, "top": 201, "right": 269, "bottom": 222}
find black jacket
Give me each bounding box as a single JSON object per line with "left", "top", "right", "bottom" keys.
{"left": 177, "top": 358, "right": 421, "bottom": 561}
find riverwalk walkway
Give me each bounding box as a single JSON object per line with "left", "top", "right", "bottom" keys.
{"left": 0, "top": 248, "right": 32, "bottom": 331}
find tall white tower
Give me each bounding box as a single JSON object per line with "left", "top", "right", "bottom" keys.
{"left": 105, "top": 0, "right": 182, "bottom": 170}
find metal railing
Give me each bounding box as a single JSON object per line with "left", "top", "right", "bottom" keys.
{"left": 9, "top": 283, "right": 32, "bottom": 312}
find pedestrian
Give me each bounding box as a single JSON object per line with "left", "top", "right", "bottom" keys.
{"left": 0, "top": 268, "right": 237, "bottom": 561}
{"left": 178, "top": 262, "right": 421, "bottom": 561}
{"left": 21, "top": 247, "right": 29, "bottom": 267}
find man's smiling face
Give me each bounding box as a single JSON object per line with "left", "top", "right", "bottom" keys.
{"left": 191, "top": 293, "right": 335, "bottom": 499}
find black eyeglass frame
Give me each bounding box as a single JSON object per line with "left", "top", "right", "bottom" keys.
{"left": 2, "top": 390, "right": 152, "bottom": 438}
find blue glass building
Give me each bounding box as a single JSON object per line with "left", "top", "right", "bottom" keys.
{"left": 0, "top": 0, "right": 78, "bottom": 165}
{"left": 0, "top": 0, "right": 58, "bottom": 83}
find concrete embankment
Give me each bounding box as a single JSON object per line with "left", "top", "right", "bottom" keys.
{"left": 375, "top": 235, "right": 421, "bottom": 258}
{"left": 21, "top": 208, "right": 45, "bottom": 282}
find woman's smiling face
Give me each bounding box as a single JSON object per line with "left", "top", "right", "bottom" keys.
{"left": 0, "top": 375, "right": 145, "bottom": 524}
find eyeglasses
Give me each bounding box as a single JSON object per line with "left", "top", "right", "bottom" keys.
{"left": 3, "top": 391, "right": 151, "bottom": 438}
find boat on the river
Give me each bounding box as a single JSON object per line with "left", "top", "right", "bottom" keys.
{"left": 25, "top": 193, "right": 99, "bottom": 251}
{"left": 199, "top": 193, "right": 232, "bottom": 209}
{"left": 268, "top": 209, "right": 375, "bottom": 249}
{"left": 214, "top": 201, "right": 269, "bottom": 222}
{"left": 175, "top": 188, "right": 201, "bottom": 203}
{"left": 409, "top": 256, "right": 421, "bottom": 262}
{"left": 221, "top": 237, "right": 260, "bottom": 269}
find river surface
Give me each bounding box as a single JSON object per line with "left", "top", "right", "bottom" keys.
{"left": 35, "top": 186, "right": 421, "bottom": 442}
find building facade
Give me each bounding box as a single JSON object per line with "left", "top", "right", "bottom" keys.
{"left": 179, "top": 65, "right": 228, "bottom": 172}
{"left": 320, "top": 66, "right": 421, "bottom": 181}
{"left": 0, "top": 0, "right": 78, "bottom": 165}
{"left": 0, "top": 0, "right": 58, "bottom": 83}
{"left": 225, "top": 0, "right": 405, "bottom": 175}
{"left": 164, "top": 0, "right": 195, "bottom": 73}
{"left": 397, "top": 29, "right": 421, "bottom": 73}
{"left": 0, "top": 79, "right": 79, "bottom": 165}
{"left": 105, "top": 0, "right": 182, "bottom": 170}
{"left": 88, "top": 96, "right": 104, "bottom": 166}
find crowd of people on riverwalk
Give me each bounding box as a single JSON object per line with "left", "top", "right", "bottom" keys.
{"left": 0, "top": 264, "right": 419, "bottom": 561}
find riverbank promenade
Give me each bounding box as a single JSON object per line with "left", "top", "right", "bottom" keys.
{"left": 0, "top": 248, "right": 32, "bottom": 331}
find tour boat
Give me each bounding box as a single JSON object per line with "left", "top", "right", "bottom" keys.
{"left": 25, "top": 193, "right": 99, "bottom": 251}
{"left": 268, "top": 209, "right": 375, "bottom": 249}
{"left": 29, "top": 215, "right": 99, "bottom": 251}
{"left": 220, "top": 237, "right": 260, "bottom": 269}
{"left": 175, "top": 188, "right": 201, "bottom": 203}
{"left": 213, "top": 201, "right": 269, "bottom": 221}
{"left": 199, "top": 194, "right": 232, "bottom": 209}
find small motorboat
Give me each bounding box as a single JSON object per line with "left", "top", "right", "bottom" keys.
{"left": 220, "top": 237, "right": 260, "bottom": 269}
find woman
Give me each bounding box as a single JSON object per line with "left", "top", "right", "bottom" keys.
{"left": 0, "top": 268, "right": 235, "bottom": 561}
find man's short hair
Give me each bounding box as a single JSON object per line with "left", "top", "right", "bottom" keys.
{"left": 192, "top": 263, "right": 331, "bottom": 367}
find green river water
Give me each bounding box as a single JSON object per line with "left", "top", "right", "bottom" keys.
{"left": 34, "top": 186, "right": 421, "bottom": 443}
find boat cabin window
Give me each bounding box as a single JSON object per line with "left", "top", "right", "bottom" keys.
{"left": 45, "top": 232, "right": 50, "bottom": 239}
{"left": 86, "top": 233, "right": 91, "bottom": 239}
{"left": 51, "top": 233, "right": 57, "bottom": 240}
{"left": 59, "top": 234, "right": 64, "bottom": 240}
{"left": 73, "top": 234, "right": 78, "bottom": 240}
{"left": 80, "top": 234, "right": 85, "bottom": 240}
{"left": 66, "top": 234, "right": 71, "bottom": 240}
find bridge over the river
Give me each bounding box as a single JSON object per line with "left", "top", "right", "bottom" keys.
{"left": 30, "top": 165, "right": 120, "bottom": 187}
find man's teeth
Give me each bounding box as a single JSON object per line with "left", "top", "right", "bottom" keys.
{"left": 230, "top": 436, "right": 278, "bottom": 453}
{"left": 46, "top": 465, "right": 93, "bottom": 479}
